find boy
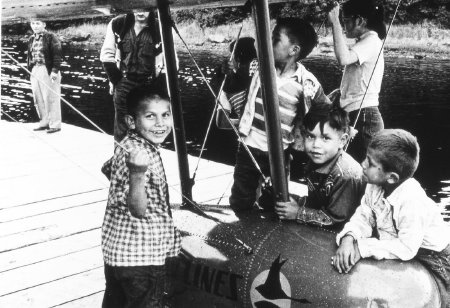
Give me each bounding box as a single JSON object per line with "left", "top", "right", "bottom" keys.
{"left": 101, "top": 85, "right": 180, "bottom": 308}
{"left": 275, "top": 103, "right": 365, "bottom": 228}
{"left": 333, "top": 129, "right": 450, "bottom": 307}
{"left": 229, "top": 18, "right": 331, "bottom": 214}
{"left": 27, "top": 17, "right": 62, "bottom": 133}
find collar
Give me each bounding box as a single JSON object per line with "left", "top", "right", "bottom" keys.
{"left": 357, "top": 30, "right": 377, "bottom": 42}
{"left": 34, "top": 31, "right": 46, "bottom": 39}
{"left": 384, "top": 178, "right": 421, "bottom": 207}
{"left": 305, "top": 149, "right": 342, "bottom": 175}
{"left": 127, "top": 130, "right": 159, "bottom": 152}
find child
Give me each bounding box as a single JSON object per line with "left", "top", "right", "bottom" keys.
{"left": 328, "top": 0, "right": 386, "bottom": 162}
{"left": 101, "top": 85, "right": 180, "bottom": 308}
{"left": 275, "top": 103, "right": 365, "bottom": 228}
{"left": 215, "top": 37, "right": 257, "bottom": 129}
{"left": 230, "top": 18, "right": 330, "bottom": 214}
{"left": 27, "top": 17, "right": 62, "bottom": 133}
{"left": 333, "top": 129, "right": 450, "bottom": 307}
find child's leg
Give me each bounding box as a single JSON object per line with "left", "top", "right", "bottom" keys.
{"left": 416, "top": 245, "right": 450, "bottom": 308}
{"left": 230, "top": 145, "right": 264, "bottom": 212}
{"left": 102, "top": 263, "right": 126, "bottom": 308}
{"left": 110, "top": 264, "right": 166, "bottom": 308}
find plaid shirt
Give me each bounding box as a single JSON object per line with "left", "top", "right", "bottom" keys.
{"left": 101, "top": 131, "right": 180, "bottom": 266}
{"left": 31, "top": 33, "right": 45, "bottom": 65}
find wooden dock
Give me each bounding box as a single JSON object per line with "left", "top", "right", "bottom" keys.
{"left": 0, "top": 121, "right": 236, "bottom": 307}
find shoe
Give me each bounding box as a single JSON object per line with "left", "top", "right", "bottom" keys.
{"left": 47, "top": 128, "right": 61, "bottom": 134}
{"left": 33, "top": 126, "right": 49, "bottom": 131}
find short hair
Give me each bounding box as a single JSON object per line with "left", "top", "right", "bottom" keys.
{"left": 342, "top": 0, "right": 386, "bottom": 39}
{"left": 368, "top": 129, "right": 420, "bottom": 180}
{"left": 229, "top": 37, "right": 256, "bottom": 64}
{"left": 126, "top": 83, "right": 170, "bottom": 117}
{"left": 303, "top": 102, "right": 349, "bottom": 134}
{"left": 275, "top": 18, "right": 318, "bottom": 60}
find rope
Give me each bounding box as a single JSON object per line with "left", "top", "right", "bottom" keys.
{"left": 171, "top": 21, "right": 266, "bottom": 179}
{"left": 191, "top": 24, "right": 243, "bottom": 181}
{"left": 346, "top": 0, "right": 403, "bottom": 150}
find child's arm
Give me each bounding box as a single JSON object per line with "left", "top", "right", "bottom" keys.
{"left": 356, "top": 200, "right": 427, "bottom": 261}
{"left": 327, "top": 4, "right": 359, "bottom": 66}
{"left": 126, "top": 148, "right": 150, "bottom": 218}
{"left": 333, "top": 234, "right": 361, "bottom": 273}
{"left": 276, "top": 196, "right": 333, "bottom": 226}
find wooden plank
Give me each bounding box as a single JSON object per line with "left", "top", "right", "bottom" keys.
{"left": 0, "top": 268, "right": 105, "bottom": 308}
{"left": 55, "top": 291, "right": 104, "bottom": 308}
{"left": 0, "top": 229, "right": 101, "bottom": 273}
{"left": 0, "top": 247, "right": 103, "bottom": 296}
{"left": 0, "top": 201, "right": 104, "bottom": 253}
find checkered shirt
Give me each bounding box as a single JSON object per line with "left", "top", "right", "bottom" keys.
{"left": 31, "top": 34, "right": 45, "bottom": 65}
{"left": 101, "top": 131, "right": 181, "bottom": 266}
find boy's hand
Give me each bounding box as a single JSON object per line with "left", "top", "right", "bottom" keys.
{"left": 126, "top": 148, "right": 150, "bottom": 174}
{"left": 50, "top": 72, "right": 58, "bottom": 83}
{"left": 328, "top": 2, "right": 340, "bottom": 24}
{"left": 221, "top": 59, "right": 236, "bottom": 76}
{"left": 275, "top": 196, "right": 300, "bottom": 220}
{"left": 332, "top": 235, "right": 361, "bottom": 274}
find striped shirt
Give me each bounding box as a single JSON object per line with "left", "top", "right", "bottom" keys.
{"left": 31, "top": 34, "right": 45, "bottom": 65}
{"left": 101, "top": 131, "right": 180, "bottom": 266}
{"left": 240, "top": 60, "right": 329, "bottom": 151}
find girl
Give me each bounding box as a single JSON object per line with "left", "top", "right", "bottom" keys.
{"left": 328, "top": 0, "right": 386, "bottom": 162}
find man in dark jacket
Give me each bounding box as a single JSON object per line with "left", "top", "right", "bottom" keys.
{"left": 27, "top": 17, "right": 62, "bottom": 133}
{"left": 100, "top": 10, "right": 165, "bottom": 142}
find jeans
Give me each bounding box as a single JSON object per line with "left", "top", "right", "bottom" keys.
{"left": 229, "top": 144, "right": 290, "bottom": 212}
{"left": 102, "top": 263, "right": 166, "bottom": 308}
{"left": 416, "top": 244, "right": 450, "bottom": 308}
{"left": 347, "top": 107, "right": 384, "bottom": 162}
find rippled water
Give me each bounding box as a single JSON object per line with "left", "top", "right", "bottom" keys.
{"left": 1, "top": 39, "right": 449, "bottom": 219}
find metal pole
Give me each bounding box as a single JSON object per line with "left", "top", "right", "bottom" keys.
{"left": 251, "top": 0, "right": 289, "bottom": 202}
{"left": 156, "top": 0, "right": 193, "bottom": 205}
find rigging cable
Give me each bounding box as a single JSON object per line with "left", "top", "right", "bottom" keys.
{"left": 170, "top": 21, "right": 266, "bottom": 180}
{"left": 191, "top": 23, "right": 243, "bottom": 182}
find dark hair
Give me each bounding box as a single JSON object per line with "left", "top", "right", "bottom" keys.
{"left": 274, "top": 18, "right": 318, "bottom": 60}
{"left": 368, "top": 129, "right": 420, "bottom": 180}
{"left": 342, "top": 0, "right": 386, "bottom": 39}
{"left": 229, "top": 37, "right": 257, "bottom": 64}
{"left": 126, "top": 83, "right": 170, "bottom": 117}
{"left": 303, "top": 102, "right": 349, "bottom": 134}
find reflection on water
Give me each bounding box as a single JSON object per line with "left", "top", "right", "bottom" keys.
{"left": 1, "top": 39, "right": 449, "bottom": 219}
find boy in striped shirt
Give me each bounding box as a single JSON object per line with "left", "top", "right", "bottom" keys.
{"left": 230, "top": 18, "right": 330, "bottom": 214}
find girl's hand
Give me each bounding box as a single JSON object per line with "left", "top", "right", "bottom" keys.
{"left": 328, "top": 2, "right": 341, "bottom": 24}
{"left": 127, "top": 148, "right": 150, "bottom": 174}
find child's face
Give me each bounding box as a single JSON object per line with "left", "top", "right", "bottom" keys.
{"left": 272, "top": 27, "right": 296, "bottom": 64}
{"left": 304, "top": 122, "right": 347, "bottom": 165}
{"left": 361, "top": 148, "right": 391, "bottom": 185}
{"left": 128, "top": 97, "right": 172, "bottom": 145}
{"left": 30, "top": 20, "right": 46, "bottom": 34}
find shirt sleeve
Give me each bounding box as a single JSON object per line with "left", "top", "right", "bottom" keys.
{"left": 357, "top": 199, "right": 427, "bottom": 260}
{"left": 336, "top": 192, "right": 375, "bottom": 245}
{"left": 323, "top": 176, "right": 364, "bottom": 225}
{"left": 50, "top": 33, "right": 62, "bottom": 74}
{"left": 351, "top": 34, "right": 382, "bottom": 65}
{"left": 100, "top": 20, "right": 117, "bottom": 63}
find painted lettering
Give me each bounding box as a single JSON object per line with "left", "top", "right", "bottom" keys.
{"left": 213, "top": 270, "right": 228, "bottom": 297}
{"left": 200, "top": 267, "right": 216, "bottom": 293}
{"left": 227, "top": 273, "right": 243, "bottom": 301}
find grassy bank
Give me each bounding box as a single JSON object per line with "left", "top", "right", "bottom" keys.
{"left": 33, "top": 19, "right": 450, "bottom": 58}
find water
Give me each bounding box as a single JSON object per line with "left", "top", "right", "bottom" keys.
{"left": 2, "top": 39, "right": 449, "bottom": 218}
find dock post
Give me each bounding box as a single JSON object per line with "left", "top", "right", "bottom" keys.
{"left": 251, "top": 0, "right": 289, "bottom": 202}
{"left": 156, "top": 0, "right": 193, "bottom": 205}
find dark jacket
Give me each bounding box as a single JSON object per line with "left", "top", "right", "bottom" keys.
{"left": 27, "top": 31, "right": 62, "bottom": 75}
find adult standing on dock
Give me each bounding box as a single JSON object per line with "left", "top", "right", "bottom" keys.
{"left": 328, "top": 0, "right": 386, "bottom": 162}
{"left": 27, "top": 16, "right": 62, "bottom": 134}
{"left": 100, "top": 10, "right": 165, "bottom": 142}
